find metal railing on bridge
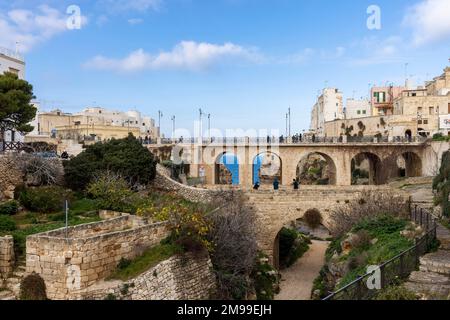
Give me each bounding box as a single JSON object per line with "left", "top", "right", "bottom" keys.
{"left": 322, "top": 206, "right": 437, "bottom": 301}
{"left": 142, "top": 135, "right": 428, "bottom": 146}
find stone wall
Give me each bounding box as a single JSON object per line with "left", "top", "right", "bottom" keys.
{"left": 153, "top": 164, "right": 231, "bottom": 204}
{"left": 0, "top": 236, "right": 14, "bottom": 278}
{"left": 26, "top": 215, "right": 170, "bottom": 300}
{"left": 244, "top": 186, "right": 411, "bottom": 267}
{"left": 71, "top": 253, "right": 216, "bottom": 300}
{"left": 0, "top": 156, "right": 23, "bottom": 200}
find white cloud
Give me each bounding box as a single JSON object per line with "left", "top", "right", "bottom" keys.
{"left": 98, "top": 0, "right": 162, "bottom": 13}
{"left": 282, "top": 48, "right": 315, "bottom": 65}
{"left": 349, "top": 36, "right": 404, "bottom": 66}
{"left": 128, "top": 18, "right": 144, "bottom": 25}
{"left": 84, "top": 41, "right": 261, "bottom": 72}
{"left": 0, "top": 5, "right": 87, "bottom": 53}
{"left": 403, "top": 0, "right": 450, "bottom": 45}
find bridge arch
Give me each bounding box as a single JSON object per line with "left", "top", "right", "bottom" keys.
{"left": 381, "top": 151, "right": 423, "bottom": 181}
{"left": 272, "top": 208, "right": 330, "bottom": 270}
{"left": 296, "top": 152, "right": 337, "bottom": 185}
{"left": 351, "top": 152, "right": 383, "bottom": 185}
{"left": 215, "top": 152, "right": 240, "bottom": 185}
{"left": 401, "top": 152, "right": 422, "bottom": 177}
{"left": 252, "top": 151, "right": 282, "bottom": 185}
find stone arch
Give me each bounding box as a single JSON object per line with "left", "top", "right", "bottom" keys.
{"left": 252, "top": 151, "right": 282, "bottom": 185}
{"left": 402, "top": 152, "right": 422, "bottom": 177}
{"left": 215, "top": 152, "right": 239, "bottom": 185}
{"left": 272, "top": 208, "right": 330, "bottom": 270}
{"left": 351, "top": 152, "right": 383, "bottom": 185}
{"left": 380, "top": 151, "right": 423, "bottom": 182}
{"left": 405, "top": 130, "right": 412, "bottom": 140}
{"left": 296, "top": 152, "right": 337, "bottom": 185}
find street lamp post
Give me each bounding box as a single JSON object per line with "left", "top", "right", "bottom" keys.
{"left": 199, "top": 108, "right": 205, "bottom": 141}
{"left": 207, "top": 113, "right": 211, "bottom": 139}
{"left": 288, "top": 107, "right": 291, "bottom": 138}
{"left": 285, "top": 113, "right": 288, "bottom": 138}
{"left": 158, "top": 110, "right": 163, "bottom": 137}
{"left": 171, "top": 115, "right": 176, "bottom": 140}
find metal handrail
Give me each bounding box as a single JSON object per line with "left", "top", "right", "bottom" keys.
{"left": 323, "top": 207, "right": 437, "bottom": 300}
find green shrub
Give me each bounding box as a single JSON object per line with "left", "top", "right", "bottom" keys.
{"left": 433, "top": 151, "right": 450, "bottom": 217}
{"left": 278, "top": 228, "right": 310, "bottom": 268}
{"left": 86, "top": 172, "right": 135, "bottom": 212}
{"left": 20, "top": 273, "right": 47, "bottom": 300}
{"left": 252, "top": 253, "right": 279, "bottom": 300}
{"left": 63, "top": 134, "right": 157, "bottom": 191}
{"left": 351, "top": 230, "right": 372, "bottom": 251}
{"left": 374, "top": 285, "right": 419, "bottom": 300}
{"left": 18, "top": 186, "right": 70, "bottom": 213}
{"left": 303, "top": 209, "right": 323, "bottom": 229}
{"left": 0, "top": 200, "right": 19, "bottom": 215}
{"left": 0, "top": 215, "right": 17, "bottom": 232}
{"left": 117, "top": 258, "right": 132, "bottom": 270}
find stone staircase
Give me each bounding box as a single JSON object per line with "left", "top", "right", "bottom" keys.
{"left": 405, "top": 224, "right": 450, "bottom": 300}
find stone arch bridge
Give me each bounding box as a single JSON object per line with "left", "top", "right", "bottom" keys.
{"left": 243, "top": 186, "right": 409, "bottom": 269}
{"left": 179, "top": 140, "right": 442, "bottom": 188}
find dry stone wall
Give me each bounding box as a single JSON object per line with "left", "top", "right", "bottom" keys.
{"left": 153, "top": 164, "right": 232, "bottom": 204}
{"left": 0, "top": 236, "right": 14, "bottom": 278}
{"left": 26, "top": 215, "right": 170, "bottom": 300}
{"left": 72, "top": 253, "right": 216, "bottom": 300}
{"left": 0, "top": 156, "right": 23, "bottom": 200}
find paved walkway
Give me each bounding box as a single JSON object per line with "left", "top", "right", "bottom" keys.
{"left": 275, "top": 240, "right": 329, "bottom": 300}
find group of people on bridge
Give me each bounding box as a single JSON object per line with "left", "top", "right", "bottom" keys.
{"left": 253, "top": 177, "right": 300, "bottom": 191}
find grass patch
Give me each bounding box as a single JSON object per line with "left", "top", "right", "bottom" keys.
{"left": 108, "top": 243, "right": 182, "bottom": 281}
{"left": 1, "top": 215, "right": 101, "bottom": 260}
{"left": 335, "top": 215, "right": 414, "bottom": 289}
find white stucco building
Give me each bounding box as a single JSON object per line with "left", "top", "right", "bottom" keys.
{"left": 0, "top": 47, "right": 25, "bottom": 79}
{"left": 310, "top": 88, "right": 344, "bottom": 136}
{"left": 0, "top": 47, "right": 27, "bottom": 144}
{"left": 344, "top": 99, "right": 371, "bottom": 119}
{"left": 78, "top": 107, "right": 158, "bottom": 138}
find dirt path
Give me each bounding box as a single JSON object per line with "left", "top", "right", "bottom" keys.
{"left": 275, "top": 240, "right": 329, "bottom": 300}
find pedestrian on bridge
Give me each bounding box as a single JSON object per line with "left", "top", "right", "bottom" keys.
{"left": 293, "top": 178, "right": 299, "bottom": 190}
{"left": 273, "top": 178, "right": 279, "bottom": 191}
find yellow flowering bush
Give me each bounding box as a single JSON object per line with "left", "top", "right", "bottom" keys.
{"left": 136, "top": 194, "right": 212, "bottom": 253}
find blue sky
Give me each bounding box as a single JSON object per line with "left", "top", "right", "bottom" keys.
{"left": 1, "top": 0, "right": 449, "bottom": 137}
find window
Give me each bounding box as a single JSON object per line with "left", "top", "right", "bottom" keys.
{"left": 423, "top": 119, "right": 428, "bottom": 125}
{"left": 8, "top": 67, "right": 19, "bottom": 75}
{"left": 412, "top": 93, "right": 417, "bottom": 97}
{"left": 429, "top": 107, "right": 434, "bottom": 115}
{"left": 362, "top": 110, "right": 366, "bottom": 114}
{"left": 418, "top": 120, "right": 423, "bottom": 124}
{"left": 357, "top": 110, "right": 361, "bottom": 115}
{"left": 418, "top": 107, "right": 423, "bottom": 114}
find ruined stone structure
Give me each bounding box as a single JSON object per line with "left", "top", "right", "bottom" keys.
{"left": 0, "top": 156, "right": 23, "bottom": 200}
{"left": 0, "top": 236, "right": 14, "bottom": 278}
{"left": 26, "top": 215, "right": 169, "bottom": 300}
{"left": 71, "top": 253, "right": 216, "bottom": 300}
